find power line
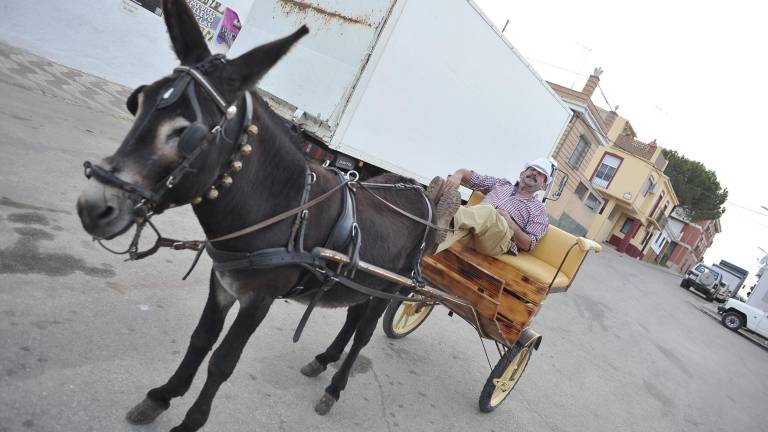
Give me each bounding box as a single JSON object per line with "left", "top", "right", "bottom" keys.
{"left": 726, "top": 201, "right": 768, "bottom": 217}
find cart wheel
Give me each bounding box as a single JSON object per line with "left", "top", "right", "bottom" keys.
{"left": 381, "top": 294, "right": 434, "bottom": 339}
{"left": 478, "top": 342, "right": 532, "bottom": 413}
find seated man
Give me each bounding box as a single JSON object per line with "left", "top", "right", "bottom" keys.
{"left": 427, "top": 157, "right": 552, "bottom": 257}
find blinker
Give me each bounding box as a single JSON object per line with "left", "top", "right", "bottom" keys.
{"left": 178, "top": 123, "right": 209, "bottom": 156}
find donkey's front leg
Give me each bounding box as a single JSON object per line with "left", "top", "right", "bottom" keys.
{"left": 127, "top": 271, "right": 235, "bottom": 425}
{"left": 170, "top": 295, "right": 273, "bottom": 432}
{"left": 315, "top": 297, "right": 390, "bottom": 415}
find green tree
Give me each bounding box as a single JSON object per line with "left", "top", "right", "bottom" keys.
{"left": 662, "top": 149, "right": 727, "bottom": 221}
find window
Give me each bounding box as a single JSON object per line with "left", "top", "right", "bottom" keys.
{"left": 642, "top": 176, "right": 656, "bottom": 196}
{"left": 568, "top": 136, "right": 589, "bottom": 168}
{"left": 574, "top": 182, "right": 588, "bottom": 199}
{"left": 592, "top": 154, "right": 621, "bottom": 188}
{"left": 620, "top": 218, "right": 634, "bottom": 234}
{"left": 585, "top": 193, "right": 601, "bottom": 211}
{"left": 608, "top": 207, "right": 619, "bottom": 221}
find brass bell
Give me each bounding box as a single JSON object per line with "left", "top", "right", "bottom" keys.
{"left": 247, "top": 125, "right": 259, "bottom": 136}
{"left": 221, "top": 174, "right": 233, "bottom": 187}
{"left": 206, "top": 188, "right": 219, "bottom": 200}
{"left": 230, "top": 160, "right": 243, "bottom": 172}
{"left": 191, "top": 196, "right": 203, "bottom": 205}
{"left": 239, "top": 144, "right": 253, "bottom": 156}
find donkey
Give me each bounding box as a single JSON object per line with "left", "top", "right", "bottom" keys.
{"left": 76, "top": 1, "right": 436, "bottom": 431}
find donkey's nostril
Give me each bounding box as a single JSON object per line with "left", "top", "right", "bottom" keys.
{"left": 97, "top": 205, "right": 117, "bottom": 221}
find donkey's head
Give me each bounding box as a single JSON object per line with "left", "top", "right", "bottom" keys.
{"left": 77, "top": 0, "right": 307, "bottom": 239}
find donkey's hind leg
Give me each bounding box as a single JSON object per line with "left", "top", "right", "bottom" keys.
{"left": 315, "top": 296, "right": 391, "bottom": 415}
{"left": 300, "top": 302, "right": 368, "bottom": 377}
{"left": 170, "top": 295, "right": 274, "bottom": 432}
{"left": 126, "top": 270, "right": 235, "bottom": 425}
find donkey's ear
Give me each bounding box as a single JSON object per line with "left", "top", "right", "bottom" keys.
{"left": 162, "top": 0, "right": 211, "bottom": 65}
{"left": 227, "top": 26, "right": 309, "bottom": 90}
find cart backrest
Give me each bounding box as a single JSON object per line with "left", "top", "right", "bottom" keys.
{"left": 467, "top": 191, "right": 600, "bottom": 290}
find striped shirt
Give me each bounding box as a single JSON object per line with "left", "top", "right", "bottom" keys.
{"left": 467, "top": 171, "right": 549, "bottom": 255}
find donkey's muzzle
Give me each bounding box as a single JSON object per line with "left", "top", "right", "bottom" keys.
{"left": 77, "top": 179, "right": 136, "bottom": 240}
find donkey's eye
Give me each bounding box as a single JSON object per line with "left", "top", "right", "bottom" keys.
{"left": 167, "top": 127, "right": 186, "bottom": 141}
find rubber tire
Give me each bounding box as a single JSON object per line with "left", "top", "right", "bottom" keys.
{"left": 381, "top": 297, "right": 434, "bottom": 339}
{"left": 478, "top": 342, "right": 532, "bottom": 413}
{"left": 705, "top": 292, "right": 715, "bottom": 302}
{"left": 680, "top": 279, "right": 689, "bottom": 288}
{"left": 721, "top": 311, "right": 744, "bottom": 331}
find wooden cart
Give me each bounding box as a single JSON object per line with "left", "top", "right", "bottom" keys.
{"left": 381, "top": 196, "right": 601, "bottom": 411}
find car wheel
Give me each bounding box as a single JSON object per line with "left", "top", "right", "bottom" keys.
{"left": 721, "top": 311, "right": 744, "bottom": 331}
{"left": 680, "top": 279, "right": 689, "bottom": 288}
{"left": 705, "top": 293, "right": 715, "bottom": 302}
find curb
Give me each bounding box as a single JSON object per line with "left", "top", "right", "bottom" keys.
{"left": 698, "top": 305, "right": 768, "bottom": 351}
{"left": 0, "top": 40, "right": 131, "bottom": 119}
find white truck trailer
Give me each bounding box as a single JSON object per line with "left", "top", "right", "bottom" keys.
{"left": 229, "top": 0, "right": 571, "bottom": 186}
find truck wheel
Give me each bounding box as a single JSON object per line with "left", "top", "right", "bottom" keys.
{"left": 478, "top": 342, "right": 532, "bottom": 413}
{"left": 381, "top": 294, "right": 434, "bottom": 339}
{"left": 721, "top": 311, "right": 744, "bottom": 331}
{"left": 679, "top": 279, "right": 689, "bottom": 288}
{"left": 705, "top": 293, "right": 715, "bottom": 302}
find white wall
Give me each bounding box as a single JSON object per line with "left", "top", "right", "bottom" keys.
{"left": 0, "top": 0, "right": 253, "bottom": 88}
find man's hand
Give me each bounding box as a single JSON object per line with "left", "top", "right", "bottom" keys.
{"left": 498, "top": 209, "right": 532, "bottom": 251}
{"left": 440, "top": 168, "right": 472, "bottom": 196}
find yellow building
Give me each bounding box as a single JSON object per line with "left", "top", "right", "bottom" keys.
{"left": 546, "top": 69, "right": 614, "bottom": 237}
{"left": 584, "top": 135, "right": 679, "bottom": 259}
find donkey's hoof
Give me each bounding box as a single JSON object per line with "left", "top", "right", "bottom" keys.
{"left": 314, "top": 393, "right": 336, "bottom": 416}
{"left": 300, "top": 359, "right": 326, "bottom": 377}
{"left": 126, "top": 397, "right": 166, "bottom": 425}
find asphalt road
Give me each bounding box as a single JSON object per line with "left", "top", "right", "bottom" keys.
{"left": 1, "top": 50, "right": 767, "bottom": 432}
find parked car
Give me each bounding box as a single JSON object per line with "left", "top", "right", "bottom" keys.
{"left": 681, "top": 263, "right": 722, "bottom": 302}
{"left": 718, "top": 299, "right": 768, "bottom": 339}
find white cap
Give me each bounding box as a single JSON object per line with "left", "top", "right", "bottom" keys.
{"left": 524, "top": 157, "right": 555, "bottom": 185}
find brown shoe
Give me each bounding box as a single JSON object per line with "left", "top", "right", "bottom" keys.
{"left": 434, "top": 189, "right": 461, "bottom": 245}
{"left": 425, "top": 176, "right": 445, "bottom": 204}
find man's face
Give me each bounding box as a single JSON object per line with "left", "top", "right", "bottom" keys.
{"left": 519, "top": 167, "right": 547, "bottom": 191}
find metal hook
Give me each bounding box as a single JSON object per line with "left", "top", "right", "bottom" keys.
{"left": 346, "top": 170, "right": 359, "bottom": 182}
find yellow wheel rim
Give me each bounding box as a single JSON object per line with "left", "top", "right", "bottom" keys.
{"left": 391, "top": 295, "right": 433, "bottom": 335}
{"left": 490, "top": 347, "right": 530, "bottom": 406}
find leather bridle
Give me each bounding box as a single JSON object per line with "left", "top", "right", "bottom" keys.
{"left": 83, "top": 54, "right": 253, "bottom": 218}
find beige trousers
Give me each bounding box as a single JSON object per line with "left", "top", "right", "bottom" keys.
{"left": 436, "top": 204, "right": 513, "bottom": 256}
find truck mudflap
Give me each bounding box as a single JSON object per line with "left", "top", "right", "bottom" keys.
{"left": 517, "top": 328, "right": 543, "bottom": 350}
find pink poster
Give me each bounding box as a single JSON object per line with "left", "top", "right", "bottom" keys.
{"left": 215, "top": 8, "right": 241, "bottom": 50}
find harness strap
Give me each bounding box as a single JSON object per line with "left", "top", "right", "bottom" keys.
{"left": 207, "top": 179, "right": 351, "bottom": 243}
{"left": 205, "top": 245, "right": 324, "bottom": 272}
{"left": 355, "top": 182, "right": 451, "bottom": 232}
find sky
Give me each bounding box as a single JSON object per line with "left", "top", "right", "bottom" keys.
{"left": 474, "top": 0, "right": 768, "bottom": 286}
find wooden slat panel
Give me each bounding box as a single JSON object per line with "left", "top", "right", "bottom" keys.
{"left": 496, "top": 314, "right": 523, "bottom": 346}
{"left": 422, "top": 260, "right": 498, "bottom": 322}
{"left": 495, "top": 295, "right": 535, "bottom": 330}
{"left": 447, "top": 244, "right": 549, "bottom": 305}
{"left": 423, "top": 249, "right": 504, "bottom": 302}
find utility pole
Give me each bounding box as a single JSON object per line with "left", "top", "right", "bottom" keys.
{"left": 501, "top": 19, "right": 509, "bottom": 34}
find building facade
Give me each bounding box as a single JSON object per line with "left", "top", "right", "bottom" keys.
{"left": 546, "top": 69, "right": 614, "bottom": 237}
{"left": 583, "top": 135, "right": 680, "bottom": 259}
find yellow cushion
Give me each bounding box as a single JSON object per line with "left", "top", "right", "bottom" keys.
{"left": 495, "top": 252, "right": 571, "bottom": 288}
{"left": 465, "top": 191, "right": 599, "bottom": 290}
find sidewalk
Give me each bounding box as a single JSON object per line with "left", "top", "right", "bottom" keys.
{"left": 698, "top": 303, "right": 768, "bottom": 351}
{"left": 0, "top": 41, "right": 131, "bottom": 119}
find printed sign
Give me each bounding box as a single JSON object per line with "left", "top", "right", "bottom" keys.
{"left": 125, "top": 0, "right": 241, "bottom": 53}
{"left": 128, "top": 0, "right": 163, "bottom": 15}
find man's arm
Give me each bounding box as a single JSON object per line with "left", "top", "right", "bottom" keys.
{"left": 498, "top": 210, "right": 533, "bottom": 251}
{"left": 441, "top": 168, "right": 473, "bottom": 195}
